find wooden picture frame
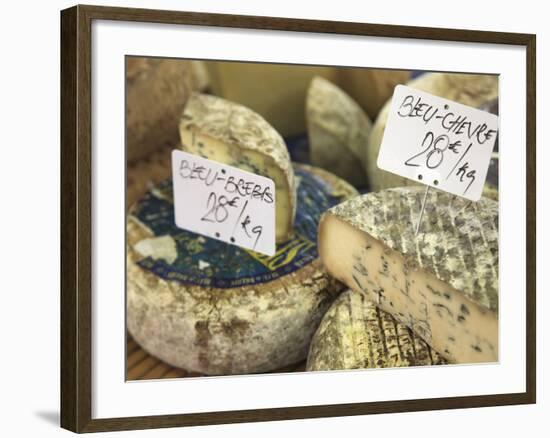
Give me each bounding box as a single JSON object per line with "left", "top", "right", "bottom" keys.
{"left": 60, "top": 4, "right": 536, "bottom": 433}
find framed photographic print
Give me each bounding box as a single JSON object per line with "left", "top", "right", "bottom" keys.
{"left": 60, "top": 4, "right": 536, "bottom": 433}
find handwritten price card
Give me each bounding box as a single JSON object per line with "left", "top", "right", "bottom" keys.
{"left": 171, "top": 150, "right": 276, "bottom": 256}
{"left": 377, "top": 85, "right": 499, "bottom": 201}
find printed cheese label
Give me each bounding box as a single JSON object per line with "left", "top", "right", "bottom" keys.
{"left": 377, "top": 85, "right": 499, "bottom": 201}
{"left": 171, "top": 150, "right": 276, "bottom": 256}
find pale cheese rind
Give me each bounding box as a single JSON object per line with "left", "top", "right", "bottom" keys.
{"left": 126, "top": 58, "right": 209, "bottom": 163}
{"left": 336, "top": 68, "right": 411, "bottom": 119}
{"left": 307, "top": 290, "right": 445, "bottom": 371}
{"left": 179, "top": 93, "right": 296, "bottom": 242}
{"left": 319, "top": 187, "right": 498, "bottom": 363}
{"left": 306, "top": 76, "right": 372, "bottom": 186}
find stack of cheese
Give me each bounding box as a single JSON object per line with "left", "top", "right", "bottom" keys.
{"left": 307, "top": 186, "right": 498, "bottom": 370}
{"left": 125, "top": 64, "right": 500, "bottom": 376}
{"left": 305, "top": 73, "right": 500, "bottom": 371}
{"left": 127, "top": 93, "right": 358, "bottom": 375}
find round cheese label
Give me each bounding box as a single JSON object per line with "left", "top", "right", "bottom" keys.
{"left": 130, "top": 166, "right": 348, "bottom": 288}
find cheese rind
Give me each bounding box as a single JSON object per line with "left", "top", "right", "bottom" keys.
{"left": 179, "top": 93, "right": 296, "bottom": 242}
{"left": 127, "top": 164, "right": 357, "bottom": 375}
{"left": 479, "top": 98, "right": 499, "bottom": 201}
{"left": 336, "top": 68, "right": 411, "bottom": 119}
{"left": 306, "top": 77, "right": 372, "bottom": 186}
{"left": 366, "top": 73, "right": 499, "bottom": 191}
{"left": 318, "top": 187, "right": 498, "bottom": 363}
{"left": 126, "top": 58, "right": 209, "bottom": 163}
{"left": 307, "top": 290, "right": 445, "bottom": 371}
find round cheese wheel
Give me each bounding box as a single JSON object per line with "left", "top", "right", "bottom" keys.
{"left": 127, "top": 164, "right": 357, "bottom": 375}
{"left": 365, "top": 73, "right": 499, "bottom": 193}
{"left": 307, "top": 290, "right": 446, "bottom": 371}
{"left": 126, "top": 58, "right": 209, "bottom": 163}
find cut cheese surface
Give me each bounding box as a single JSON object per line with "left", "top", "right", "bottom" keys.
{"left": 366, "top": 73, "right": 498, "bottom": 192}
{"left": 179, "top": 93, "right": 296, "bottom": 242}
{"left": 307, "top": 290, "right": 445, "bottom": 371}
{"left": 318, "top": 187, "right": 498, "bottom": 364}
{"left": 306, "top": 76, "right": 372, "bottom": 187}
{"left": 127, "top": 164, "right": 357, "bottom": 375}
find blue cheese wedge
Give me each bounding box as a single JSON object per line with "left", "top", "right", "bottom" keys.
{"left": 318, "top": 187, "right": 498, "bottom": 364}
{"left": 127, "top": 164, "right": 357, "bottom": 375}
{"left": 179, "top": 93, "right": 296, "bottom": 242}
{"left": 306, "top": 76, "right": 372, "bottom": 186}
{"left": 307, "top": 290, "right": 445, "bottom": 371}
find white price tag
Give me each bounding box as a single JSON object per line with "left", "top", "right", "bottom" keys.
{"left": 377, "top": 85, "right": 498, "bottom": 201}
{"left": 171, "top": 150, "right": 276, "bottom": 256}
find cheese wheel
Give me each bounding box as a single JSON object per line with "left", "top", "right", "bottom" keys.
{"left": 127, "top": 164, "right": 358, "bottom": 375}
{"left": 307, "top": 290, "right": 446, "bottom": 371}
{"left": 366, "top": 73, "right": 499, "bottom": 192}
{"left": 179, "top": 93, "right": 296, "bottom": 242}
{"left": 126, "top": 58, "right": 209, "bottom": 163}
{"left": 318, "top": 187, "right": 498, "bottom": 364}
{"left": 306, "top": 77, "right": 372, "bottom": 187}
{"left": 337, "top": 68, "right": 410, "bottom": 119}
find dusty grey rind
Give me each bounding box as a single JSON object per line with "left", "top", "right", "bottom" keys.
{"left": 306, "top": 76, "right": 372, "bottom": 186}
{"left": 127, "top": 164, "right": 357, "bottom": 376}
{"left": 326, "top": 187, "right": 498, "bottom": 311}
{"left": 366, "top": 73, "right": 499, "bottom": 193}
{"left": 179, "top": 92, "right": 297, "bottom": 242}
{"left": 307, "top": 290, "right": 446, "bottom": 371}
{"left": 319, "top": 187, "right": 498, "bottom": 363}
{"left": 126, "top": 58, "right": 209, "bottom": 163}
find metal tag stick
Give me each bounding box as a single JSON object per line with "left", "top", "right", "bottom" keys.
{"left": 415, "top": 185, "right": 431, "bottom": 236}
